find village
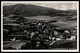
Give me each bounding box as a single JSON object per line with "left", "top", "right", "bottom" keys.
{"left": 3, "top": 15, "right": 77, "bottom": 49}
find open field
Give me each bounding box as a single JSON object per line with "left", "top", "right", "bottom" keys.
{"left": 3, "top": 39, "right": 77, "bottom": 50}
{"left": 3, "top": 40, "right": 27, "bottom": 49}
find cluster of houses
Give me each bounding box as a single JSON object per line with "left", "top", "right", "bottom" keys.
{"left": 3, "top": 15, "right": 77, "bottom": 42}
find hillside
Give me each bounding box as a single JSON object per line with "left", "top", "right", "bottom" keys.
{"left": 3, "top": 4, "right": 77, "bottom": 17}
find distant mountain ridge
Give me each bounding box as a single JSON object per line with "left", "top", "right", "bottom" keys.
{"left": 3, "top": 4, "right": 77, "bottom": 17}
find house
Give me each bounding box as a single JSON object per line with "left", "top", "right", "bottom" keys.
{"left": 10, "top": 37, "right": 16, "bottom": 41}
{"left": 53, "top": 30, "right": 58, "bottom": 36}
{"left": 66, "top": 35, "right": 76, "bottom": 40}
{"left": 56, "top": 38, "right": 62, "bottom": 40}
{"left": 70, "top": 35, "right": 76, "bottom": 40}
{"left": 31, "top": 32, "right": 35, "bottom": 38}
{"left": 64, "top": 29, "right": 69, "bottom": 33}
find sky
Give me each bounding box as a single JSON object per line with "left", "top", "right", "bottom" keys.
{"left": 3, "top": 1, "right": 78, "bottom": 10}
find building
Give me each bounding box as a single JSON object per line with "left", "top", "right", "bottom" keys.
{"left": 66, "top": 35, "right": 76, "bottom": 40}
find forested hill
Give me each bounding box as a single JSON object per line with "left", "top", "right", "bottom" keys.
{"left": 3, "top": 4, "right": 77, "bottom": 17}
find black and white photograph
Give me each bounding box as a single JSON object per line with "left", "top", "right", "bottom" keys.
{"left": 1, "top": 1, "right": 79, "bottom": 52}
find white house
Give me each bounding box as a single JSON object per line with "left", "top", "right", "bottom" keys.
{"left": 65, "top": 30, "right": 69, "bottom": 33}
{"left": 70, "top": 35, "right": 76, "bottom": 40}
{"left": 10, "top": 37, "right": 16, "bottom": 41}
{"left": 30, "top": 32, "right": 35, "bottom": 38}
{"left": 54, "top": 31, "right": 58, "bottom": 35}
{"left": 66, "top": 35, "right": 76, "bottom": 40}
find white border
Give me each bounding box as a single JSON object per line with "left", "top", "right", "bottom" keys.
{"left": 1, "top": 1, "right": 79, "bottom": 52}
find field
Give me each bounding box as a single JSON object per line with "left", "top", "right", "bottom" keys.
{"left": 3, "top": 40, "right": 27, "bottom": 49}
{"left": 3, "top": 39, "right": 77, "bottom": 50}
